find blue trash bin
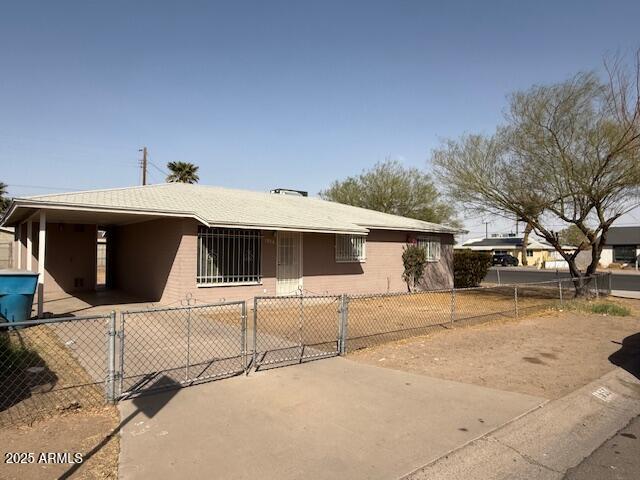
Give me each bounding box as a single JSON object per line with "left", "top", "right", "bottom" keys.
{"left": 0, "top": 270, "right": 39, "bottom": 323}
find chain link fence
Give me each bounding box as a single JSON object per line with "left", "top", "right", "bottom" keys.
{"left": 0, "top": 314, "right": 112, "bottom": 428}
{"left": 119, "top": 301, "right": 247, "bottom": 398}
{"left": 1, "top": 272, "right": 612, "bottom": 427}
{"left": 253, "top": 273, "right": 612, "bottom": 357}
{"left": 252, "top": 295, "right": 342, "bottom": 369}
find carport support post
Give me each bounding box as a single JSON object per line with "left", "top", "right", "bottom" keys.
{"left": 37, "top": 210, "right": 46, "bottom": 318}
{"left": 107, "top": 311, "right": 117, "bottom": 403}
{"left": 26, "top": 221, "right": 33, "bottom": 270}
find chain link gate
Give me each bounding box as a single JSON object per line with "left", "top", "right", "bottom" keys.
{"left": 252, "top": 295, "right": 345, "bottom": 369}
{"left": 116, "top": 301, "right": 247, "bottom": 399}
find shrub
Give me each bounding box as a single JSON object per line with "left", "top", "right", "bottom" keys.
{"left": 453, "top": 250, "right": 492, "bottom": 287}
{"left": 589, "top": 302, "right": 630, "bottom": 316}
{"left": 402, "top": 244, "right": 427, "bottom": 292}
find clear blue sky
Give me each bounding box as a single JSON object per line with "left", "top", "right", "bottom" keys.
{"left": 2, "top": 1, "right": 640, "bottom": 237}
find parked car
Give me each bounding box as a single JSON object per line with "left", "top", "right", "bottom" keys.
{"left": 492, "top": 253, "right": 519, "bottom": 266}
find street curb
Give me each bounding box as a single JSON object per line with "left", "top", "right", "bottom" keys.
{"left": 397, "top": 399, "right": 550, "bottom": 480}
{"left": 400, "top": 367, "right": 640, "bottom": 480}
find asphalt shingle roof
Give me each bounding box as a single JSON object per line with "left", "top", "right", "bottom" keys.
{"left": 7, "top": 183, "right": 459, "bottom": 235}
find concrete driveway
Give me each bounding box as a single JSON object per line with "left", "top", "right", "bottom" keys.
{"left": 118, "top": 357, "right": 544, "bottom": 480}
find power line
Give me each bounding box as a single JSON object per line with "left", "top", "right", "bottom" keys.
{"left": 148, "top": 161, "right": 169, "bottom": 178}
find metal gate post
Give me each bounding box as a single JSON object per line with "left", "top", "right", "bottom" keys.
{"left": 252, "top": 297, "right": 258, "bottom": 370}
{"left": 608, "top": 272, "right": 612, "bottom": 294}
{"left": 450, "top": 288, "right": 456, "bottom": 325}
{"left": 241, "top": 301, "right": 247, "bottom": 373}
{"left": 558, "top": 280, "right": 563, "bottom": 305}
{"left": 106, "top": 311, "right": 116, "bottom": 403}
{"left": 298, "top": 295, "right": 304, "bottom": 359}
{"left": 118, "top": 312, "right": 126, "bottom": 399}
{"left": 514, "top": 285, "right": 519, "bottom": 318}
{"left": 339, "top": 294, "right": 349, "bottom": 355}
{"left": 185, "top": 307, "right": 191, "bottom": 381}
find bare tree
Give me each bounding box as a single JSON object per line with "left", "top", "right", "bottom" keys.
{"left": 433, "top": 53, "right": 640, "bottom": 294}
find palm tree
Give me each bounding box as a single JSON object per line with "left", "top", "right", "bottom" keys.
{"left": 0, "top": 182, "right": 10, "bottom": 213}
{"left": 166, "top": 162, "right": 200, "bottom": 184}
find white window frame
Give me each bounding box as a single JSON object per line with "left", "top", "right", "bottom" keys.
{"left": 197, "top": 227, "right": 262, "bottom": 286}
{"left": 417, "top": 236, "right": 441, "bottom": 262}
{"left": 526, "top": 249, "right": 534, "bottom": 257}
{"left": 335, "top": 234, "right": 366, "bottom": 263}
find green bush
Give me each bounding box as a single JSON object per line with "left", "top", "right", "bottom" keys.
{"left": 402, "top": 244, "right": 427, "bottom": 292}
{"left": 453, "top": 250, "right": 492, "bottom": 287}
{"left": 589, "top": 302, "right": 630, "bottom": 316}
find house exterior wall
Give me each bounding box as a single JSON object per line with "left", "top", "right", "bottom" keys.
{"left": 514, "top": 249, "right": 553, "bottom": 267}
{"left": 110, "top": 219, "right": 454, "bottom": 304}
{"left": 599, "top": 246, "right": 614, "bottom": 267}
{"left": 0, "top": 230, "right": 13, "bottom": 269}
{"left": 21, "top": 222, "right": 98, "bottom": 294}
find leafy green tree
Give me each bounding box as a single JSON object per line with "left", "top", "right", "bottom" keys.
{"left": 320, "top": 160, "right": 458, "bottom": 226}
{"left": 558, "top": 225, "right": 589, "bottom": 249}
{"left": 433, "top": 56, "right": 640, "bottom": 294}
{"left": 402, "top": 244, "right": 427, "bottom": 292}
{"left": 0, "top": 182, "right": 10, "bottom": 213}
{"left": 166, "top": 162, "right": 200, "bottom": 184}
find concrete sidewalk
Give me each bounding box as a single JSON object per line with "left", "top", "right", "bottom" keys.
{"left": 117, "top": 357, "right": 544, "bottom": 480}
{"left": 405, "top": 368, "right": 640, "bottom": 480}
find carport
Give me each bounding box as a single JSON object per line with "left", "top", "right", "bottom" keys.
{"left": 2, "top": 200, "right": 187, "bottom": 318}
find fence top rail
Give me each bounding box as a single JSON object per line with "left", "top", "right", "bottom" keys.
{"left": 487, "top": 273, "right": 607, "bottom": 288}
{"left": 254, "top": 294, "right": 342, "bottom": 301}
{"left": 121, "top": 300, "right": 245, "bottom": 315}
{"left": 1, "top": 313, "right": 112, "bottom": 329}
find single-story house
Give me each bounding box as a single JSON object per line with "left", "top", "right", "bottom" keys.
{"left": 599, "top": 226, "right": 640, "bottom": 268}
{"left": 0, "top": 183, "right": 460, "bottom": 317}
{"left": 456, "top": 235, "right": 559, "bottom": 266}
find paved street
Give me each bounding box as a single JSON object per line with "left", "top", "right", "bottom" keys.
{"left": 563, "top": 416, "right": 640, "bottom": 480}
{"left": 484, "top": 267, "right": 640, "bottom": 292}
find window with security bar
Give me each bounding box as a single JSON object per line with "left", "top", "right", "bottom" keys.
{"left": 417, "top": 236, "right": 441, "bottom": 262}
{"left": 335, "top": 234, "right": 366, "bottom": 262}
{"left": 197, "top": 227, "right": 262, "bottom": 285}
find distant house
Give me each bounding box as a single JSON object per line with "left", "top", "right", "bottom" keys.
{"left": 0, "top": 183, "right": 461, "bottom": 317}
{"left": 456, "top": 235, "right": 558, "bottom": 266}
{"left": 599, "top": 226, "right": 640, "bottom": 268}
{"left": 0, "top": 226, "right": 13, "bottom": 269}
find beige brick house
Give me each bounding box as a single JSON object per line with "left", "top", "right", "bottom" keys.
{"left": 1, "top": 183, "right": 459, "bottom": 317}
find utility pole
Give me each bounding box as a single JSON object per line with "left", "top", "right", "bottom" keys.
{"left": 139, "top": 147, "right": 148, "bottom": 185}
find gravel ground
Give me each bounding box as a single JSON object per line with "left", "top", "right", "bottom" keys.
{"left": 349, "top": 299, "right": 640, "bottom": 399}
{"left": 0, "top": 405, "right": 119, "bottom": 479}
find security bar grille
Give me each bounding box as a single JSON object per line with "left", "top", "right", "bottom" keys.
{"left": 417, "top": 236, "right": 441, "bottom": 262}
{"left": 197, "top": 227, "right": 262, "bottom": 285}
{"left": 335, "top": 234, "right": 366, "bottom": 262}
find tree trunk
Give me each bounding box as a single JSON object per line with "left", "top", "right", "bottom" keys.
{"left": 521, "top": 222, "right": 533, "bottom": 266}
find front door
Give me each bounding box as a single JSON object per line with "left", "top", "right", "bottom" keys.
{"left": 276, "top": 232, "right": 302, "bottom": 295}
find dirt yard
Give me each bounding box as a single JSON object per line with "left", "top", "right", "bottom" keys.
{"left": 0, "top": 405, "right": 119, "bottom": 480}
{"left": 349, "top": 299, "right": 640, "bottom": 399}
